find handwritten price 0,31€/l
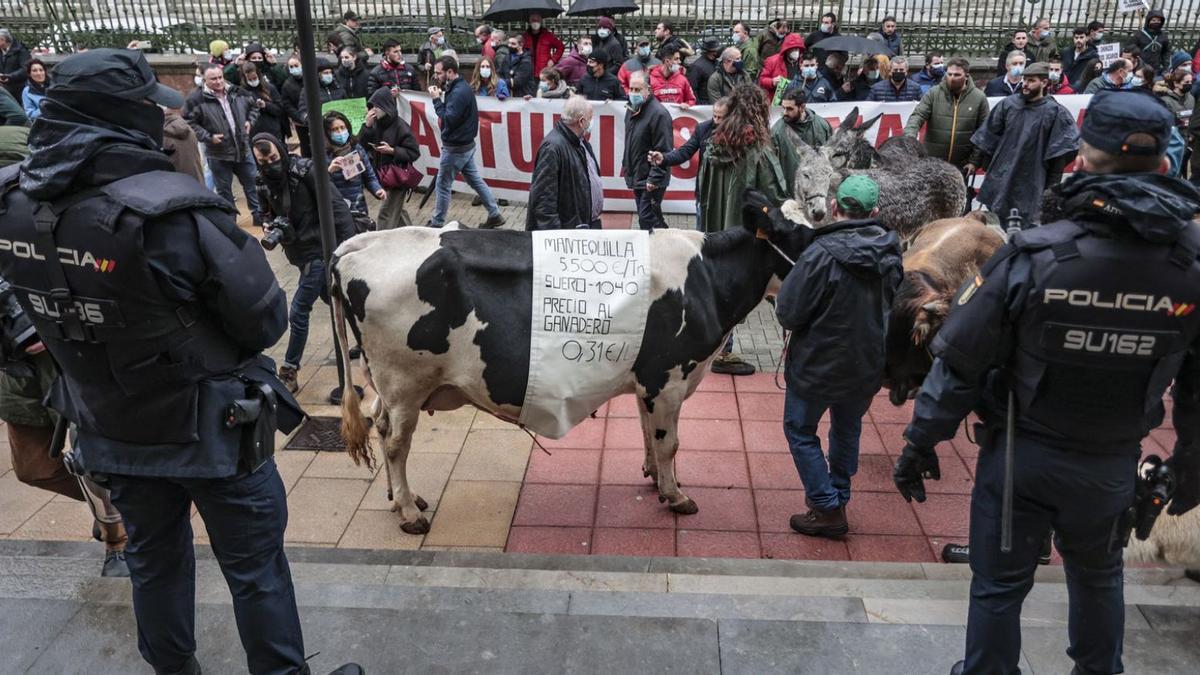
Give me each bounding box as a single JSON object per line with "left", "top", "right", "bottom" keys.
{"left": 561, "top": 339, "right": 631, "bottom": 364}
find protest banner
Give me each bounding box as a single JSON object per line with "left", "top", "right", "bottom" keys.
{"left": 1098, "top": 43, "right": 1122, "bottom": 67}
{"left": 322, "top": 97, "right": 368, "bottom": 133}
{"left": 1118, "top": 0, "right": 1150, "bottom": 13}
{"left": 397, "top": 93, "right": 1094, "bottom": 214}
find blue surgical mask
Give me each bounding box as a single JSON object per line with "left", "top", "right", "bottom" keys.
{"left": 802, "top": 66, "right": 817, "bottom": 79}
{"left": 1040, "top": 30, "right": 1052, "bottom": 39}
{"left": 820, "top": 23, "right": 833, "bottom": 34}
{"left": 538, "top": 81, "right": 550, "bottom": 92}
{"left": 597, "top": 28, "right": 611, "bottom": 39}
{"left": 479, "top": 66, "right": 492, "bottom": 78}
{"left": 1095, "top": 32, "right": 1105, "bottom": 41}
{"left": 866, "top": 69, "right": 880, "bottom": 81}
{"left": 732, "top": 32, "right": 745, "bottom": 44}
{"left": 331, "top": 130, "right": 350, "bottom": 145}
{"left": 638, "top": 45, "right": 651, "bottom": 58}
{"left": 289, "top": 66, "right": 302, "bottom": 77}
{"left": 1129, "top": 76, "right": 1144, "bottom": 88}
{"left": 320, "top": 73, "right": 334, "bottom": 85}
{"left": 629, "top": 92, "right": 645, "bottom": 109}
{"left": 1048, "top": 70, "right": 1061, "bottom": 82}
{"left": 1009, "top": 65, "right": 1024, "bottom": 78}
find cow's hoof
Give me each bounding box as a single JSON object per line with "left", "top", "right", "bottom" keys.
{"left": 669, "top": 498, "right": 699, "bottom": 515}
{"left": 415, "top": 496, "right": 429, "bottom": 512}
{"left": 400, "top": 517, "right": 430, "bottom": 535}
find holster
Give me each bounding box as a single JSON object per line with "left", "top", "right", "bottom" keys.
{"left": 225, "top": 381, "right": 278, "bottom": 473}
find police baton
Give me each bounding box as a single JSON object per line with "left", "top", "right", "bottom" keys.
{"left": 1000, "top": 208, "right": 1025, "bottom": 554}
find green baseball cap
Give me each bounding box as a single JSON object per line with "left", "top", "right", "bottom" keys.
{"left": 836, "top": 175, "right": 879, "bottom": 212}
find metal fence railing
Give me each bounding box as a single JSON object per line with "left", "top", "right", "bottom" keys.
{"left": 4, "top": 1, "right": 1200, "bottom": 59}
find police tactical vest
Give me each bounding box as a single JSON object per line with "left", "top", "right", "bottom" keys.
{"left": 0, "top": 168, "right": 247, "bottom": 446}
{"left": 1010, "top": 218, "right": 1200, "bottom": 452}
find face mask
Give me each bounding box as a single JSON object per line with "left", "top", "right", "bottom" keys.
{"left": 774, "top": 29, "right": 788, "bottom": 39}
{"left": 1130, "top": 76, "right": 1144, "bottom": 88}
{"left": 246, "top": 78, "right": 260, "bottom": 88}
{"left": 1009, "top": 65, "right": 1024, "bottom": 78}
{"left": 1095, "top": 32, "right": 1105, "bottom": 41}
{"left": 480, "top": 66, "right": 492, "bottom": 78}
{"left": 585, "top": 116, "right": 595, "bottom": 136}
{"left": 289, "top": 66, "right": 302, "bottom": 76}
{"left": 732, "top": 33, "right": 745, "bottom": 44}
{"left": 261, "top": 160, "right": 285, "bottom": 182}
{"left": 629, "top": 93, "right": 645, "bottom": 109}
{"left": 476, "top": 37, "right": 483, "bottom": 45}
{"left": 222, "top": 50, "right": 233, "bottom": 60}
{"left": 435, "top": 36, "right": 445, "bottom": 46}
{"left": 1040, "top": 30, "right": 1052, "bottom": 39}
{"left": 538, "top": 81, "right": 550, "bottom": 92}
{"left": 891, "top": 70, "right": 906, "bottom": 83}
{"left": 932, "top": 64, "right": 945, "bottom": 74}
{"left": 787, "top": 50, "right": 800, "bottom": 62}
{"left": 580, "top": 45, "right": 593, "bottom": 56}
{"left": 733, "top": 60, "right": 744, "bottom": 72}
{"left": 638, "top": 46, "right": 651, "bottom": 58}
{"left": 801, "top": 66, "right": 817, "bottom": 78}
{"left": 866, "top": 70, "right": 880, "bottom": 81}
{"left": 331, "top": 130, "right": 350, "bottom": 145}
{"left": 320, "top": 73, "right": 334, "bottom": 85}
{"left": 530, "top": 21, "right": 542, "bottom": 30}
{"left": 1048, "top": 70, "right": 1061, "bottom": 82}
{"left": 667, "top": 63, "right": 679, "bottom": 74}
{"left": 194, "top": 75, "right": 203, "bottom": 86}
{"left": 341, "top": 59, "right": 355, "bottom": 68}
{"left": 597, "top": 28, "right": 611, "bottom": 39}
{"left": 820, "top": 23, "right": 833, "bottom": 34}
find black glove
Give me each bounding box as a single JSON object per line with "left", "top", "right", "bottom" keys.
{"left": 1167, "top": 448, "right": 1200, "bottom": 516}
{"left": 893, "top": 443, "right": 941, "bottom": 503}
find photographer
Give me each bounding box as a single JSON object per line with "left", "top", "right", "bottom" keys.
{"left": 251, "top": 132, "right": 356, "bottom": 397}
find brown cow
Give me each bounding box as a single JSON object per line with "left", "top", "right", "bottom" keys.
{"left": 883, "top": 216, "right": 1005, "bottom": 405}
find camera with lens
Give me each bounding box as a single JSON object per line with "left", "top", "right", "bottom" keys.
{"left": 260, "top": 216, "right": 294, "bottom": 251}
{"left": 0, "top": 276, "right": 38, "bottom": 374}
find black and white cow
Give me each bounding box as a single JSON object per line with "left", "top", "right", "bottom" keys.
{"left": 330, "top": 191, "right": 812, "bottom": 534}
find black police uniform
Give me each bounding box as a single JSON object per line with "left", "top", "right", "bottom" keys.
{"left": 898, "top": 90, "right": 1200, "bottom": 675}
{"left": 0, "top": 49, "right": 309, "bottom": 675}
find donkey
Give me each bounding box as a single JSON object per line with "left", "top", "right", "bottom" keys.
{"left": 793, "top": 107, "right": 967, "bottom": 239}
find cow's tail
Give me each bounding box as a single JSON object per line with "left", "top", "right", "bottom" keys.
{"left": 330, "top": 260, "right": 374, "bottom": 470}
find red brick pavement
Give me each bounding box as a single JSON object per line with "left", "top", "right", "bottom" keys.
{"left": 506, "top": 372, "right": 1178, "bottom": 562}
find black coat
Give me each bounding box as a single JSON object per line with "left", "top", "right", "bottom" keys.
{"left": 337, "top": 65, "right": 370, "bottom": 99}
{"left": 258, "top": 153, "right": 356, "bottom": 267}
{"left": 527, "top": 120, "right": 600, "bottom": 231}
{"left": 280, "top": 74, "right": 306, "bottom": 127}
{"left": 244, "top": 81, "right": 289, "bottom": 143}
{"left": 593, "top": 32, "right": 628, "bottom": 75}
{"left": 577, "top": 71, "right": 625, "bottom": 101}
{"left": 687, "top": 54, "right": 719, "bottom": 105}
{"left": 623, "top": 97, "right": 673, "bottom": 189}
{"left": 776, "top": 219, "right": 903, "bottom": 403}
{"left": 182, "top": 86, "right": 260, "bottom": 161}
{"left": 367, "top": 62, "right": 420, "bottom": 97}
{"left": 995, "top": 43, "right": 1036, "bottom": 76}
{"left": 359, "top": 88, "right": 421, "bottom": 172}
{"left": 0, "top": 40, "right": 31, "bottom": 99}
{"left": 506, "top": 51, "right": 535, "bottom": 98}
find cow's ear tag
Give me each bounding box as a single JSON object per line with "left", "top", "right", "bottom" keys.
{"left": 756, "top": 228, "right": 770, "bottom": 240}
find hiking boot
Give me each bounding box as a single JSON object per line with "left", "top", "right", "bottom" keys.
{"left": 482, "top": 213, "right": 506, "bottom": 229}
{"left": 278, "top": 366, "right": 299, "bottom": 393}
{"left": 711, "top": 352, "right": 756, "bottom": 376}
{"left": 789, "top": 506, "right": 848, "bottom": 538}
{"left": 102, "top": 549, "right": 130, "bottom": 578}
{"left": 471, "top": 195, "right": 482, "bottom": 206}
{"left": 498, "top": 198, "right": 510, "bottom": 207}
{"left": 941, "top": 543, "right": 970, "bottom": 564}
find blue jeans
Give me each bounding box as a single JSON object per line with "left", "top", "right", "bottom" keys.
{"left": 633, "top": 187, "right": 666, "bottom": 230}
{"left": 431, "top": 144, "right": 499, "bottom": 226}
{"left": 284, "top": 258, "right": 328, "bottom": 370}
{"left": 783, "top": 390, "right": 873, "bottom": 510}
{"left": 106, "top": 458, "right": 305, "bottom": 674}
{"left": 209, "top": 149, "right": 262, "bottom": 218}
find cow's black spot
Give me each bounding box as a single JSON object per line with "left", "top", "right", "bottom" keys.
{"left": 643, "top": 396, "right": 655, "bottom": 414}
{"left": 634, "top": 229, "right": 777, "bottom": 404}
{"left": 410, "top": 230, "right": 533, "bottom": 406}
{"left": 655, "top": 429, "right": 667, "bottom": 440}
{"left": 346, "top": 278, "right": 370, "bottom": 322}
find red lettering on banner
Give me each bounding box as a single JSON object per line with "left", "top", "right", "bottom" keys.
{"left": 506, "top": 111, "right": 547, "bottom": 172}
{"left": 408, "top": 101, "right": 441, "bottom": 158}
{"left": 598, "top": 113, "right": 616, "bottom": 176}
{"left": 670, "top": 116, "right": 699, "bottom": 180}
{"left": 872, "top": 113, "right": 904, "bottom": 147}
{"left": 478, "top": 110, "right": 501, "bottom": 168}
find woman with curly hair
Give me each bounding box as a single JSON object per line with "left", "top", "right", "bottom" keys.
{"left": 697, "top": 83, "right": 787, "bottom": 234}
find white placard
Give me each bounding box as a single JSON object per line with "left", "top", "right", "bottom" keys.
{"left": 1098, "top": 42, "right": 1122, "bottom": 67}
{"left": 520, "top": 230, "right": 651, "bottom": 438}
{"left": 1118, "top": 0, "right": 1150, "bottom": 13}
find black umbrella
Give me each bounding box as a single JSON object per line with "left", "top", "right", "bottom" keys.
{"left": 812, "top": 35, "right": 893, "bottom": 56}
{"left": 482, "top": 0, "right": 565, "bottom": 23}
{"left": 566, "top": 0, "right": 640, "bottom": 16}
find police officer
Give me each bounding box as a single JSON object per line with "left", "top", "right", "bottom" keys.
{"left": 893, "top": 89, "right": 1200, "bottom": 675}
{"left": 0, "top": 49, "right": 362, "bottom": 675}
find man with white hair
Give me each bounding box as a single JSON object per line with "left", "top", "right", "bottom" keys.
{"left": 623, "top": 70, "right": 673, "bottom": 229}
{"left": 527, "top": 95, "right": 601, "bottom": 230}
{"left": 708, "top": 46, "right": 751, "bottom": 101}
{"left": 986, "top": 50, "right": 1027, "bottom": 96}
{"left": 0, "top": 28, "right": 31, "bottom": 99}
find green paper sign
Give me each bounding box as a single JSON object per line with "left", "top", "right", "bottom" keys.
{"left": 322, "top": 97, "right": 368, "bottom": 133}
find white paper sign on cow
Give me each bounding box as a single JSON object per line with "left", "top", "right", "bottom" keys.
{"left": 521, "top": 230, "right": 651, "bottom": 437}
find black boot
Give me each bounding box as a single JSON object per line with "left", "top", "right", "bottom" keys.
{"left": 327, "top": 665, "right": 364, "bottom": 675}
{"left": 949, "top": 660, "right": 964, "bottom": 675}
{"left": 156, "top": 655, "right": 201, "bottom": 675}
{"left": 102, "top": 549, "right": 130, "bottom": 578}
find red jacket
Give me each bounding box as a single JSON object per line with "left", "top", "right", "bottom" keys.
{"left": 524, "top": 29, "right": 565, "bottom": 75}
{"left": 649, "top": 64, "right": 696, "bottom": 105}
{"left": 1049, "top": 80, "right": 1076, "bottom": 95}
{"left": 758, "top": 33, "right": 806, "bottom": 94}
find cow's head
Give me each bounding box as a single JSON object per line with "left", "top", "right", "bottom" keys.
{"left": 742, "top": 188, "right": 814, "bottom": 288}
{"left": 883, "top": 271, "right": 950, "bottom": 406}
